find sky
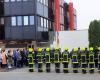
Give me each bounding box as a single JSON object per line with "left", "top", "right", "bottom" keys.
{"left": 65, "top": 0, "right": 100, "bottom": 30}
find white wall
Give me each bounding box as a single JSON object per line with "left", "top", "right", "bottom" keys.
{"left": 50, "top": 30, "right": 89, "bottom": 52}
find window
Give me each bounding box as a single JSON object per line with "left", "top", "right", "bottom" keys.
{"left": 60, "top": 7, "right": 63, "bottom": 15}
{"left": 37, "top": 0, "right": 40, "bottom": 2}
{"left": 61, "top": 25, "right": 64, "bottom": 31}
{"left": 11, "top": 17, "right": 16, "bottom": 26}
{"left": 17, "top": 0, "right": 22, "bottom": 1}
{"left": 29, "top": 16, "right": 34, "bottom": 25}
{"left": 0, "top": 18, "right": 4, "bottom": 25}
{"left": 44, "top": 0, "right": 46, "bottom": 5}
{"left": 23, "top": 0, "right": 28, "bottom": 1}
{"left": 41, "top": 17, "right": 43, "bottom": 27}
{"left": 24, "top": 16, "right": 29, "bottom": 25}
{"left": 44, "top": 18, "right": 46, "bottom": 28}
{"left": 47, "top": 20, "right": 48, "bottom": 28}
{"left": 45, "top": 0, "right": 48, "bottom": 6}
{"left": 38, "top": 0, "right": 43, "bottom": 4}
{"left": 40, "top": 0, "right": 43, "bottom": 3}
{"left": 11, "top": 0, "right": 16, "bottom": 2}
{"left": 17, "top": 16, "right": 22, "bottom": 26}
{"left": 5, "top": 0, "right": 9, "bottom": 2}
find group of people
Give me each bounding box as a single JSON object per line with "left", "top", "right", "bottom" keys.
{"left": 0, "top": 48, "right": 28, "bottom": 69}
{"left": 0, "top": 46, "right": 100, "bottom": 73}
{"left": 28, "top": 47, "right": 100, "bottom": 73}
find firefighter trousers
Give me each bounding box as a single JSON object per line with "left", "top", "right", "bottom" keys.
{"left": 38, "top": 63, "right": 43, "bottom": 72}
{"left": 46, "top": 63, "right": 51, "bottom": 72}
{"left": 55, "top": 63, "right": 60, "bottom": 73}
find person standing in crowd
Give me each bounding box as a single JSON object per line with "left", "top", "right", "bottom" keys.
{"left": 34, "top": 48, "right": 38, "bottom": 65}
{"left": 22, "top": 48, "right": 28, "bottom": 66}
{"left": 20, "top": 49, "right": 26, "bottom": 68}
{"left": 16, "top": 49, "right": 22, "bottom": 68}
{"left": 7, "top": 50, "right": 13, "bottom": 69}
{"left": 42, "top": 48, "right": 46, "bottom": 63}
{"left": 94, "top": 47, "right": 99, "bottom": 68}
{"left": 13, "top": 49, "right": 17, "bottom": 67}
{"left": 2, "top": 49, "right": 7, "bottom": 68}
{"left": 0, "top": 49, "right": 2, "bottom": 69}
{"left": 85, "top": 47, "right": 89, "bottom": 67}
{"left": 50, "top": 48, "right": 55, "bottom": 63}
{"left": 77, "top": 47, "right": 81, "bottom": 67}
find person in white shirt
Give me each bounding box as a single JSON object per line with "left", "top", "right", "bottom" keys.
{"left": 0, "top": 49, "right": 2, "bottom": 69}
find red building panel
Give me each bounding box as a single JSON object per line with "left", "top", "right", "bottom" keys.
{"left": 54, "top": 0, "right": 60, "bottom": 31}
{"left": 69, "top": 2, "right": 74, "bottom": 31}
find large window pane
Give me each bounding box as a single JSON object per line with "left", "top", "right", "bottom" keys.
{"left": 24, "top": 16, "right": 28, "bottom": 25}
{"left": 23, "top": 0, "right": 28, "bottom": 1}
{"left": 17, "top": 16, "right": 22, "bottom": 26}
{"left": 47, "top": 20, "right": 48, "bottom": 28}
{"left": 44, "top": 0, "right": 46, "bottom": 5}
{"left": 17, "top": 0, "right": 22, "bottom": 1}
{"left": 45, "top": 0, "right": 48, "bottom": 6}
{"left": 11, "top": 17, "right": 16, "bottom": 26}
{"left": 41, "top": 17, "right": 43, "bottom": 27}
{"left": 40, "top": 0, "right": 43, "bottom": 3}
{"left": 44, "top": 18, "right": 46, "bottom": 28}
{"left": 11, "top": 0, "right": 16, "bottom": 2}
{"left": 29, "top": 16, "right": 34, "bottom": 25}
{"left": 0, "top": 18, "right": 4, "bottom": 25}
{"left": 5, "top": 0, "right": 9, "bottom": 2}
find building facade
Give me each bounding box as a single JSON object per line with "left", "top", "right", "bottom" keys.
{"left": 0, "top": 0, "right": 77, "bottom": 45}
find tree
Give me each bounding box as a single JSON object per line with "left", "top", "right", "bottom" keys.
{"left": 89, "top": 20, "right": 100, "bottom": 48}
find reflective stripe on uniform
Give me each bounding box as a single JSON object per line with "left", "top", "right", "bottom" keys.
{"left": 38, "top": 68, "right": 43, "bottom": 70}
{"left": 63, "top": 68, "right": 69, "bottom": 70}
{"left": 72, "top": 62, "right": 78, "bottom": 64}
{"left": 89, "top": 62, "right": 94, "bottom": 64}
{"left": 73, "top": 68, "right": 78, "bottom": 70}
{"left": 81, "top": 68, "right": 86, "bottom": 69}
{"left": 29, "top": 68, "right": 34, "bottom": 69}
{"left": 81, "top": 62, "right": 87, "bottom": 64}
{"left": 55, "top": 61, "right": 60, "bottom": 63}
{"left": 29, "top": 63, "right": 34, "bottom": 64}
{"left": 38, "top": 62, "right": 43, "bottom": 64}
{"left": 46, "top": 62, "right": 51, "bottom": 64}
{"left": 63, "top": 61, "right": 69, "bottom": 63}
{"left": 89, "top": 68, "right": 95, "bottom": 70}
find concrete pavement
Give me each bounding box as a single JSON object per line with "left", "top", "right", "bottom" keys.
{"left": 0, "top": 64, "right": 100, "bottom": 80}
{"left": 0, "top": 70, "right": 100, "bottom": 80}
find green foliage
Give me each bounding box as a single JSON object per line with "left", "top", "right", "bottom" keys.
{"left": 89, "top": 20, "right": 100, "bottom": 48}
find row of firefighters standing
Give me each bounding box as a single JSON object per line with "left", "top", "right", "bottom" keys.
{"left": 28, "top": 47, "right": 100, "bottom": 73}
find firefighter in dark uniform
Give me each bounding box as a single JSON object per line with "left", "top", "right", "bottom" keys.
{"left": 77, "top": 47, "right": 81, "bottom": 67}
{"left": 89, "top": 47, "right": 95, "bottom": 73}
{"left": 81, "top": 48, "right": 87, "bottom": 73}
{"left": 50, "top": 48, "right": 55, "bottom": 63}
{"left": 45, "top": 48, "right": 51, "bottom": 72}
{"left": 54, "top": 48, "right": 60, "bottom": 73}
{"left": 28, "top": 48, "right": 34, "bottom": 72}
{"left": 72, "top": 48, "right": 79, "bottom": 73}
{"left": 59, "top": 48, "right": 62, "bottom": 62}
{"left": 97, "top": 47, "right": 100, "bottom": 73}
{"left": 37, "top": 48, "right": 43, "bottom": 72}
{"left": 62, "top": 48, "right": 70, "bottom": 73}
{"left": 85, "top": 47, "right": 89, "bottom": 67}
{"left": 94, "top": 47, "right": 99, "bottom": 68}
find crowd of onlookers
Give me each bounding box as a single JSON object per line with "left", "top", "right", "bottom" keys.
{"left": 0, "top": 48, "right": 28, "bottom": 69}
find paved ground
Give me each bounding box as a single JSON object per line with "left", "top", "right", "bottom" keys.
{"left": 0, "top": 64, "right": 100, "bottom": 80}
